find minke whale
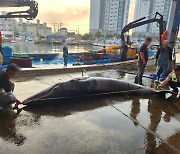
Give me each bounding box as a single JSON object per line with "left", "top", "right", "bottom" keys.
{"left": 23, "top": 77, "right": 170, "bottom": 106}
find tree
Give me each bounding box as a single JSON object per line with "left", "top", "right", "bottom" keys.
{"left": 81, "top": 33, "right": 92, "bottom": 40}
{"left": 106, "top": 34, "right": 114, "bottom": 39}
{"left": 117, "top": 34, "right": 121, "bottom": 39}
{"left": 95, "top": 31, "right": 102, "bottom": 38}
{"left": 67, "top": 32, "right": 76, "bottom": 37}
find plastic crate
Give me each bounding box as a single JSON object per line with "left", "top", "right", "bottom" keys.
{"left": 149, "top": 50, "right": 155, "bottom": 57}
{"left": 2, "top": 46, "right": 13, "bottom": 57}
{"left": 3, "top": 56, "right": 12, "bottom": 64}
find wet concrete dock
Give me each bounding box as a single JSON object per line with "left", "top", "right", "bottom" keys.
{"left": 0, "top": 69, "right": 179, "bottom": 154}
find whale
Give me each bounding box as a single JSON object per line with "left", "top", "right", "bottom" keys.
{"left": 23, "top": 77, "right": 171, "bottom": 106}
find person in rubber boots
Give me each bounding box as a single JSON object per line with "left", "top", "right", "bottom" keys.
{"left": 155, "top": 40, "right": 172, "bottom": 82}
{"left": 156, "top": 65, "right": 180, "bottom": 94}
{"left": 134, "top": 37, "right": 152, "bottom": 86}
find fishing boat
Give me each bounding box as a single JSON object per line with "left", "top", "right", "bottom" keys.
{"left": 68, "top": 45, "right": 155, "bottom": 65}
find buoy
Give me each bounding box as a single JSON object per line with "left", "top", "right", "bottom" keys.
{"left": 161, "top": 30, "right": 168, "bottom": 43}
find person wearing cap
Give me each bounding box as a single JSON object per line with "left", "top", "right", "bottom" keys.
{"left": 156, "top": 65, "right": 180, "bottom": 94}
{"left": 0, "top": 63, "right": 21, "bottom": 108}
{"left": 155, "top": 40, "right": 173, "bottom": 82}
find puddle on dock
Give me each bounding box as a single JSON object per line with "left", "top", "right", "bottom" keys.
{"left": 0, "top": 70, "right": 179, "bottom": 154}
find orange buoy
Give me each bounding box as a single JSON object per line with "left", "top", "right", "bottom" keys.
{"left": 161, "top": 30, "right": 168, "bottom": 43}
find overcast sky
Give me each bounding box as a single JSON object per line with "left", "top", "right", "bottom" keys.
{"left": 0, "top": 0, "right": 136, "bottom": 34}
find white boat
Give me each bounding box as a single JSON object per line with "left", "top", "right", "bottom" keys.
{"left": 11, "top": 40, "right": 16, "bottom": 43}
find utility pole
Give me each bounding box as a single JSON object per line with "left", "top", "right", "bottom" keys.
{"left": 78, "top": 27, "right": 79, "bottom": 35}
{"left": 166, "top": 0, "right": 180, "bottom": 65}
{"left": 166, "top": 0, "right": 180, "bottom": 44}
{"left": 53, "top": 21, "right": 56, "bottom": 34}
{"left": 59, "top": 21, "right": 63, "bottom": 29}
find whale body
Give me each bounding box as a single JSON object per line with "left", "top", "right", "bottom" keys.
{"left": 23, "top": 77, "right": 166, "bottom": 106}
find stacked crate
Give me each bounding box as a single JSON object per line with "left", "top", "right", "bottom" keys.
{"left": 2, "top": 46, "right": 13, "bottom": 64}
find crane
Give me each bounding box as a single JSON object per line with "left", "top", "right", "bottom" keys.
{"left": 0, "top": 0, "right": 38, "bottom": 20}
{"left": 120, "top": 0, "right": 180, "bottom": 65}
{"left": 121, "top": 12, "right": 164, "bottom": 46}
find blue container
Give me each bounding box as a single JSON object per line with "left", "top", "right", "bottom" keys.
{"left": 109, "top": 59, "right": 121, "bottom": 63}
{"left": 148, "top": 74, "right": 157, "bottom": 80}
{"left": 96, "top": 59, "right": 110, "bottom": 64}
{"left": 149, "top": 50, "right": 155, "bottom": 57}
{"left": 3, "top": 56, "right": 12, "bottom": 64}
{"left": 127, "top": 57, "right": 133, "bottom": 60}
{"left": 84, "top": 61, "right": 93, "bottom": 65}
{"left": 2, "top": 46, "right": 13, "bottom": 57}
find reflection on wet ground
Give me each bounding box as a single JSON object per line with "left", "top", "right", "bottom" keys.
{"left": 0, "top": 70, "right": 180, "bottom": 154}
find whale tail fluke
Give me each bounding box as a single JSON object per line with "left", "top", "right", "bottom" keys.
{"left": 158, "top": 90, "right": 178, "bottom": 99}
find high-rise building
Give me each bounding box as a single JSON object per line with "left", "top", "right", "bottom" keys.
{"left": 90, "top": 0, "right": 130, "bottom": 35}
{"left": 90, "top": 0, "right": 103, "bottom": 34}
{"left": 133, "top": 0, "right": 171, "bottom": 36}
{"left": 151, "top": 0, "right": 171, "bottom": 33}
{"left": 0, "top": 11, "right": 15, "bottom": 38}
{"left": 133, "top": 0, "right": 154, "bottom": 33}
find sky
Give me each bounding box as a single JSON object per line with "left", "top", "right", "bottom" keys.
{"left": 35, "top": 0, "right": 136, "bottom": 34}
{"left": 0, "top": 0, "right": 135, "bottom": 34}
{"left": 36, "top": 0, "right": 90, "bottom": 34}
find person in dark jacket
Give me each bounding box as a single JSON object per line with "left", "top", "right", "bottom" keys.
{"left": 155, "top": 40, "right": 172, "bottom": 82}
{"left": 0, "top": 64, "right": 22, "bottom": 108}
{"left": 134, "top": 37, "right": 152, "bottom": 85}
{"left": 62, "top": 39, "right": 68, "bottom": 67}
{"left": 120, "top": 39, "right": 128, "bottom": 61}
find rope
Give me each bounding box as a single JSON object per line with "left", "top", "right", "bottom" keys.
{"left": 66, "top": 73, "right": 74, "bottom": 79}
{"left": 25, "top": 88, "right": 149, "bottom": 103}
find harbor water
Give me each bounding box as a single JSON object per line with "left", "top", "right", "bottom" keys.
{"left": 4, "top": 42, "right": 93, "bottom": 54}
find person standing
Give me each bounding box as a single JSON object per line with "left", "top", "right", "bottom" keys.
{"left": 120, "top": 40, "right": 128, "bottom": 61}
{"left": 155, "top": 40, "right": 172, "bottom": 82}
{"left": 101, "top": 46, "right": 106, "bottom": 54}
{"left": 62, "top": 39, "right": 68, "bottom": 67}
{"left": 134, "top": 37, "right": 152, "bottom": 85}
